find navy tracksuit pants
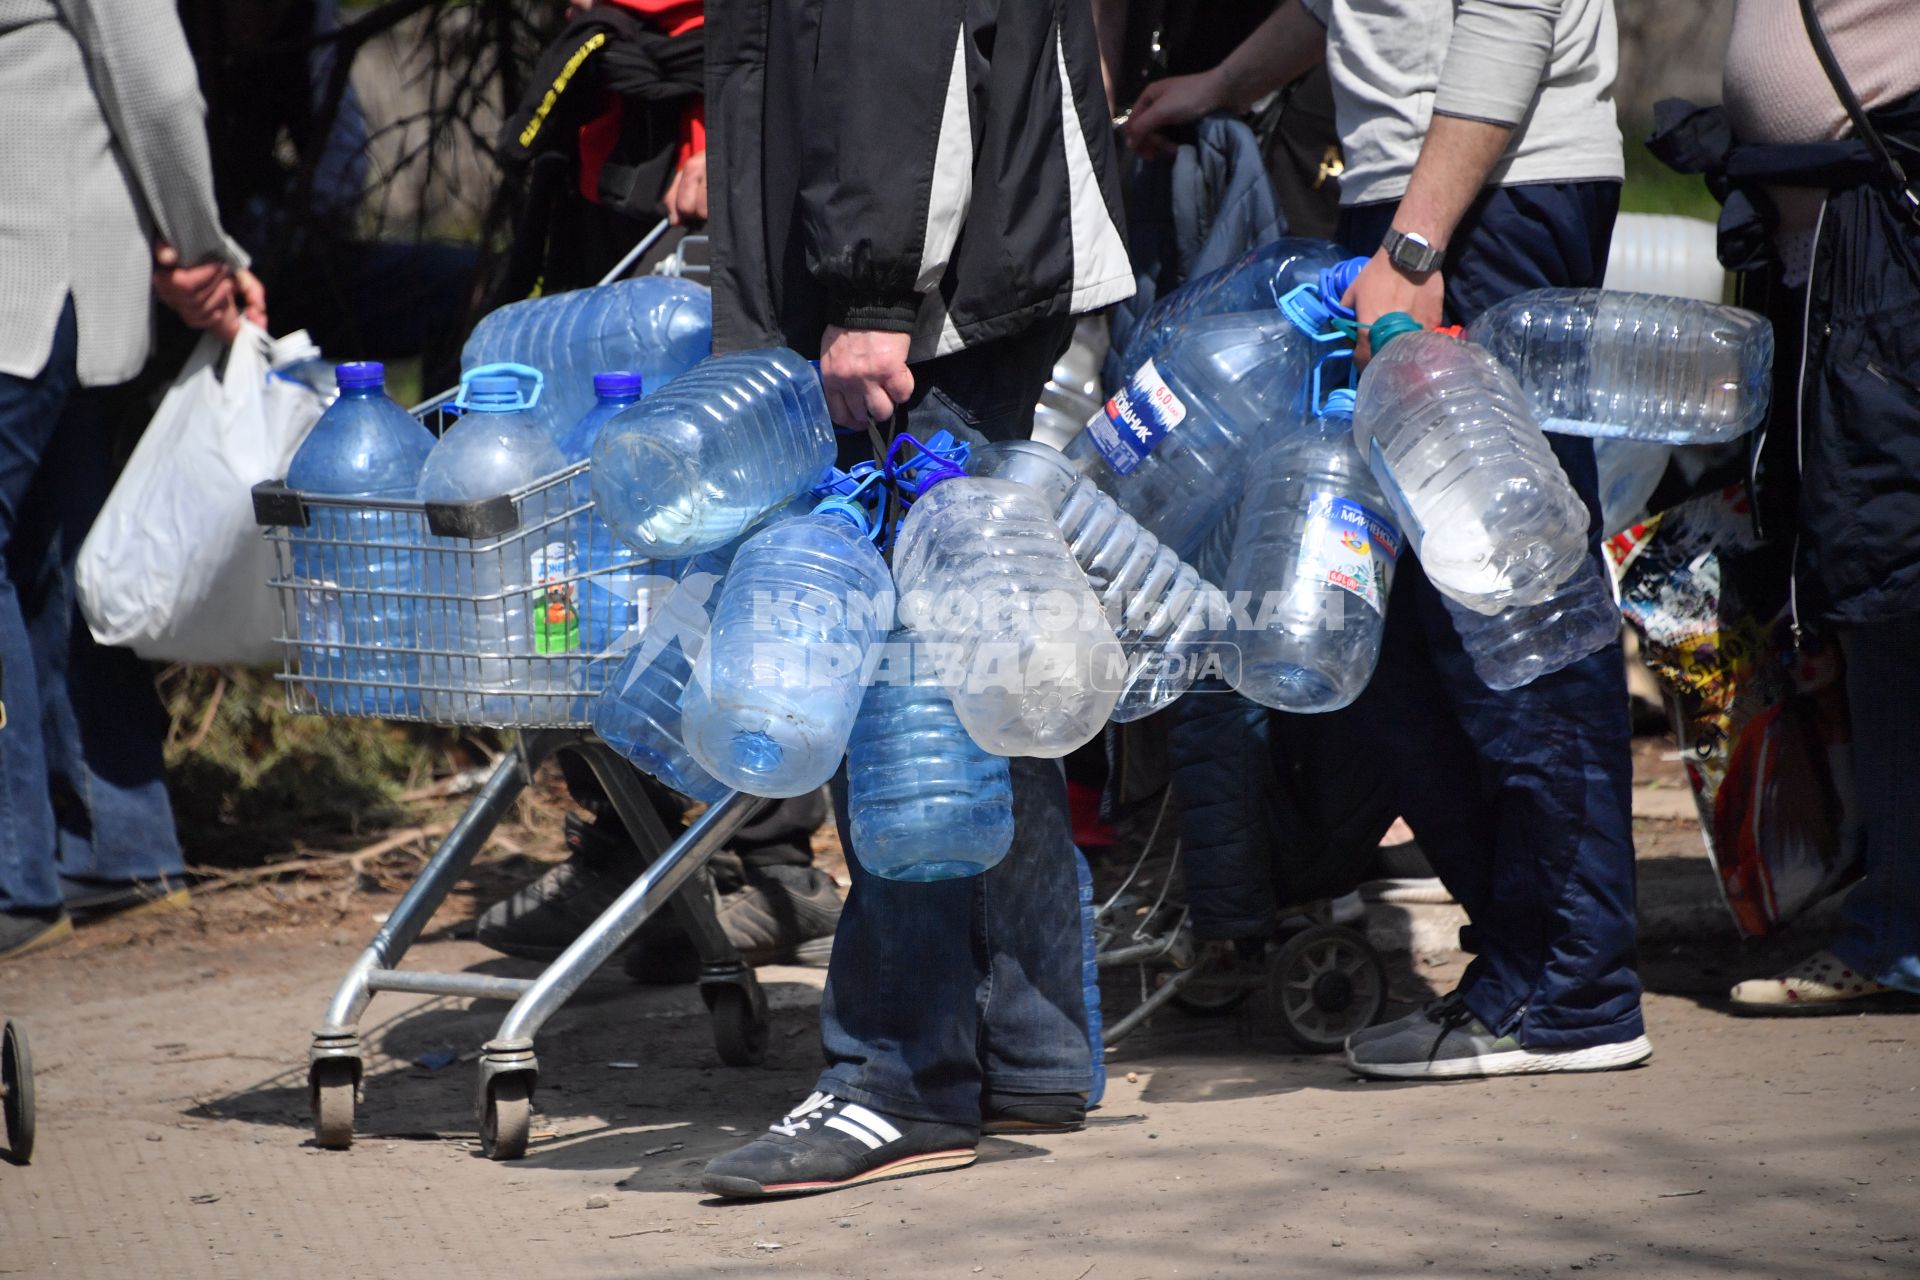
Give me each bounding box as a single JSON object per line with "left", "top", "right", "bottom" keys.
{"left": 1334, "top": 182, "right": 1645, "bottom": 1049}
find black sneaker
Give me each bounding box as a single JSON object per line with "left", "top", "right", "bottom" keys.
{"left": 701, "top": 1092, "right": 977, "bottom": 1198}
{"left": 0, "top": 910, "right": 72, "bottom": 964}
{"left": 59, "top": 876, "right": 190, "bottom": 925}
{"left": 717, "top": 865, "right": 841, "bottom": 965}
{"left": 981, "top": 1090, "right": 1086, "bottom": 1135}
{"left": 475, "top": 815, "right": 644, "bottom": 960}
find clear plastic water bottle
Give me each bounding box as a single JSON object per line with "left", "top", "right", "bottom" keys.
{"left": 1444, "top": 553, "right": 1620, "bottom": 691}
{"left": 1467, "top": 288, "right": 1775, "bottom": 444}
{"left": 591, "top": 348, "right": 836, "bottom": 559}
{"left": 891, "top": 473, "right": 1120, "bottom": 758}
{"left": 844, "top": 629, "right": 1015, "bottom": 881}
{"left": 681, "top": 498, "right": 895, "bottom": 798}
{"left": 1353, "top": 326, "right": 1591, "bottom": 614}
{"left": 285, "top": 361, "right": 436, "bottom": 716}
{"left": 591, "top": 550, "right": 733, "bottom": 804}
{"left": 462, "top": 277, "right": 712, "bottom": 438}
{"left": 1067, "top": 263, "right": 1359, "bottom": 560}
{"left": 976, "top": 440, "right": 1220, "bottom": 723}
{"left": 1075, "top": 846, "right": 1106, "bottom": 1109}
{"left": 1118, "top": 237, "right": 1346, "bottom": 371}
{"left": 552, "top": 371, "right": 655, "bottom": 659}
{"left": 417, "top": 365, "right": 575, "bottom": 720}
{"left": 1225, "top": 389, "right": 1401, "bottom": 713}
{"left": 1594, "top": 437, "right": 1674, "bottom": 534}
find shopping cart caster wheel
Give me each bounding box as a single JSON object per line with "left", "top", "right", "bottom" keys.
{"left": 2, "top": 1019, "right": 34, "bottom": 1164}
{"left": 708, "top": 985, "right": 768, "bottom": 1067}
{"left": 309, "top": 1058, "right": 357, "bottom": 1151}
{"left": 480, "top": 1074, "right": 533, "bottom": 1161}
{"left": 1268, "top": 924, "right": 1388, "bottom": 1054}
{"left": 1169, "top": 950, "right": 1253, "bottom": 1018}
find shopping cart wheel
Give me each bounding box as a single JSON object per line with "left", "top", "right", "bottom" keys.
{"left": 707, "top": 984, "right": 768, "bottom": 1067}
{"left": 2, "top": 1019, "right": 33, "bottom": 1164}
{"left": 309, "top": 1058, "right": 356, "bottom": 1151}
{"left": 1267, "top": 924, "right": 1388, "bottom": 1054}
{"left": 1168, "top": 950, "right": 1254, "bottom": 1018}
{"left": 480, "top": 1074, "right": 533, "bottom": 1161}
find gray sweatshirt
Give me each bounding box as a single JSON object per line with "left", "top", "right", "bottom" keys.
{"left": 1300, "top": 0, "right": 1625, "bottom": 206}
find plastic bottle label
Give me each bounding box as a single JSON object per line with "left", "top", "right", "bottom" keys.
{"left": 1299, "top": 492, "right": 1401, "bottom": 614}
{"left": 530, "top": 539, "right": 581, "bottom": 654}
{"left": 1086, "top": 359, "right": 1187, "bottom": 475}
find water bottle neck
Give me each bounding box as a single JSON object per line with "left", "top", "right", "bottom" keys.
{"left": 335, "top": 383, "right": 386, "bottom": 402}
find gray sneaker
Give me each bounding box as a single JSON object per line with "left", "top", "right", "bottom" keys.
{"left": 1345, "top": 998, "right": 1652, "bottom": 1080}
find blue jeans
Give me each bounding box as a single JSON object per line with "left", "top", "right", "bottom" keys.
{"left": 1334, "top": 184, "right": 1646, "bottom": 1049}
{"left": 815, "top": 318, "right": 1092, "bottom": 1126}
{"left": 1833, "top": 619, "right": 1920, "bottom": 992}
{"left": 0, "top": 301, "right": 185, "bottom": 915}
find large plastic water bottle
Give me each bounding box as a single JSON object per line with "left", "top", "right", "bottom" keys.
{"left": 844, "top": 629, "right": 1015, "bottom": 880}
{"left": 1444, "top": 553, "right": 1620, "bottom": 691}
{"left": 1118, "top": 237, "right": 1346, "bottom": 370}
{"left": 681, "top": 499, "right": 895, "bottom": 798}
{"left": 285, "top": 361, "right": 436, "bottom": 716}
{"left": 1224, "top": 389, "right": 1401, "bottom": 713}
{"left": 591, "top": 349, "right": 836, "bottom": 559}
{"left": 552, "top": 371, "right": 655, "bottom": 659}
{"left": 976, "top": 440, "right": 1220, "bottom": 723}
{"left": 1467, "top": 289, "right": 1774, "bottom": 444}
{"left": 1067, "top": 262, "right": 1360, "bottom": 560}
{"left": 891, "top": 472, "right": 1120, "bottom": 757}
{"left": 1353, "top": 326, "right": 1591, "bottom": 614}
{"left": 417, "top": 366, "right": 574, "bottom": 720}
{"left": 462, "top": 277, "right": 712, "bottom": 438}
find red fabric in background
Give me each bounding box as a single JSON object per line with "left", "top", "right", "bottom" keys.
{"left": 578, "top": 0, "right": 706, "bottom": 205}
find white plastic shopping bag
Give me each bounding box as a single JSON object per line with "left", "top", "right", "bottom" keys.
{"left": 77, "top": 324, "right": 329, "bottom": 666}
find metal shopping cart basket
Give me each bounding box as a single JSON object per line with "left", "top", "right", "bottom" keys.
{"left": 253, "top": 384, "right": 767, "bottom": 1162}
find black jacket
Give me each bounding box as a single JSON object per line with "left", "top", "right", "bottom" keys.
{"left": 704, "top": 0, "right": 1134, "bottom": 360}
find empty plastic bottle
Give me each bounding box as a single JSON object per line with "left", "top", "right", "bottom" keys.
{"left": 844, "top": 629, "right": 1015, "bottom": 881}
{"left": 891, "top": 471, "right": 1120, "bottom": 758}
{"left": 1224, "top": 389, "right": 1401, "bottom": 713}
{"left": 1117, "top": 236, "right": 1346, "bottom": 371}
{"left": 417, "top": 366, "right": 575, "bottom": 720}
{"left": 591, "top": 348, "right": 836, "bottom": 559}
{"left": 1467, "top": 288, "right": 1774, "bottom": 444}
{"left": 462, "top": 277, "right": 712, "bottom": 438}
{"left": 551, "top": 371, "right": 656, "bottom": 659}
{"left": 681, "top": 497, "right": 895, "bottom": 798}
{"left": 1354, "top": 326, "right": 1591, "bottom": 614}
{"left": 976, "top": 440, "right": 1220, "bottom": 722}
{"left": 1444, "top": 552, "right": 1620, "bottom": 691}
{"left": 1067, "top": 261, "right": 1361, "bottom": 560}
{"left": 285, "top": 361, "right": 436, "bottom": 716}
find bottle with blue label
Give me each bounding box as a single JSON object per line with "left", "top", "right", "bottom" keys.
{"left": 461, "top": 276, "right": 712, "bottom": 439}
{"left": 285, "top": 361, "right": 436, "bottom": 716}
{"left": 1117, "top": 237, "right": 1346, "bottom": 372}
{"left": 681, "top": 481, "right": 895, "bottom": 798}
{"left": 591, "top": 348, "right": 836, "bottom": 559}
{"left": 552, "top": 371, "right": 659, "bottom": 662}
{"left": 844, "top": 628, "right": 1015, "bottom": 881}
{"left": 1225, "top": 389, "right": 1400, "bottom": 713}
{"left": 1353, "top": 321, "right": 1592, "bottom": 615}
{"left": 1066, "top": 257, "right": 1365, "bottom": 560}
{"left": 417, "top": 364, "right": 575, "bottom": 720}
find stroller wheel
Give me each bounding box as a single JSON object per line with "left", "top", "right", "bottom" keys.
{"left": 1267, "top": 925, "right": 1388, "bottom": 1054}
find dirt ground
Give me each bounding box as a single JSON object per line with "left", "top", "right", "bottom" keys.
{"left": 3, "top": 745, "right": 1917, "bottom": 1279}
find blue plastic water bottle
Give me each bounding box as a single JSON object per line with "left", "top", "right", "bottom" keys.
{"left": 554, "top": 371, "right": 652, "bottom": 659}
{"left": 284, "top": 361, "right": 435, "bottom": 716}
{"left": 1118, "top": 237, "right": 1346, "bottom": 371}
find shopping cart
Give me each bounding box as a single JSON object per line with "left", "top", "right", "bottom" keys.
{"left": 254, "top": 390, "right": 768, "bottom": 1161}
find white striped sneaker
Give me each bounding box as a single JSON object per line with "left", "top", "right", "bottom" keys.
{"left": 701, "top": 1091, "right": 978, "bottom": 1199}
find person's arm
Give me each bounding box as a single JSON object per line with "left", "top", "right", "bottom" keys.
{"left": 1122, "top": 0, "right": 1327, "bottom": 158}
{"left": 1091, "top": 0, "right": 1128, "bottom": 115}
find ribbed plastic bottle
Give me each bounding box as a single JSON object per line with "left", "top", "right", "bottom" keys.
{"left": 1066, "top": 259, "right": 1362, "bottom": 560}
{"left": 1224, "top": 389, "right": 1401, "bottom": 713}
{"left": 844, "top": 629, "right": 1015, "bottom": 881}
{"left": 417, "top": 366, "right": 574, "bottom": 720}
{"left": 1118, "top": 236, "right": 1346, "bottom": 370}
{"left": 976, "top": 440, "right": 1220, "bottom": 723}
{"left": 891, "top": 473, "right": 1120, "bottom": 757}
{"left": 591, "top": 348, "right": 836, "bottom": 559}
{"left": 551, "top": 370, "right": 656, "bottom": 659}
{"left": 284, "top": 361, "right": 436, "bottom": 716}
{"left": 1444, "top": 552, "right": 1620, "bottom": 690}
{"left": 461, "top": 277, "right": 712, "bottom": 439}
{"left": 1353, "top": 325, "right": 1591, "bottom": 614}
{"left": 590, "top": 549, "right": 733, "bottom": 804}
{"left": 680, "top": 499, "right": 895, "bottom": 798}
{"left": 1467, "top": 288, "right": 1774, "bottom": 444}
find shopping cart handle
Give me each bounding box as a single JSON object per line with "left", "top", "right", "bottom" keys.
{"left": 252, "top": 480, "right": 310, "bottom": 529}
{"left": 426, "top": 494, "right": 521, "bottom": 539}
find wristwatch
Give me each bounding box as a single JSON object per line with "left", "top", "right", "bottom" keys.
{"left": 1383, "top": 227, "right": 1445, "bottom": 274}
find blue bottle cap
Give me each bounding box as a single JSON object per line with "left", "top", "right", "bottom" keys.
{"left": 1321, "top": 387, "right": 1357, "bottom": 420}
{"left": 594, "top": 371, "right": 643, "bottom": 398}
{"left": 466, "top": 375, "right": 524, "bottom": 410}
{"left": 336, "top": 361, "right": 385, "bottom": 390}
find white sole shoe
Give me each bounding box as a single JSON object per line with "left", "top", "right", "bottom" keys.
{"left": 1347, "top": 1034, "right": 1654, "bottom": 1080}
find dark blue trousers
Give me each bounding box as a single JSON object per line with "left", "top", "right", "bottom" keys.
{"left": 1335, "top": 183, "right": 1645, "bottom": 1049}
